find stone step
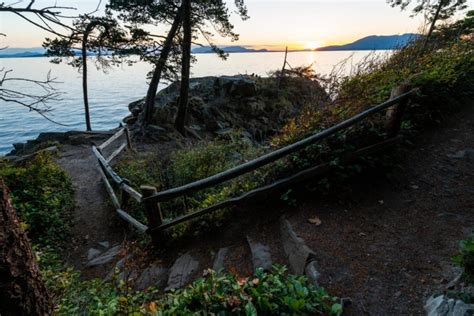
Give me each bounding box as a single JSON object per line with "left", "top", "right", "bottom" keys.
{"left": 246, "top": 236, "right": 273, "bottom": 271}
{"left": 280, "top": 217, "right": 320, "bottom": 285}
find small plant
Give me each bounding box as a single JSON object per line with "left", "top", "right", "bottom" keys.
{"left": 453, "top": 234, "right": 474, "bottom": 284}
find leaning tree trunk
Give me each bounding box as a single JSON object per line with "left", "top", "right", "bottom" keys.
{"left": 0, "top": 179, "right": 53, "bottom": 316}
{"left": 175, "top": 0, "right": 192, "bottom": 135}
{"left": 82, "top": 20, "right": 110, "bottom": 131}
{"left": 142, "top": 6, "right": 184, "bottom": 126}
{"left": 424, "top": 0, "right": 445, "bottom": 48}
{"left": 82, "top": 24, "right": 93, "bottom": 132}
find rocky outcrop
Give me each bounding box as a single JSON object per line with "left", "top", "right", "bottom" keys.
{"left": 7, "top": 130, "right": 119, "bottom": 157}
{"left": 126, "top": 75, "right": 327, "bottom": 142}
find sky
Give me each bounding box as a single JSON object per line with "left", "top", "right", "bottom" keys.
{"left": 0, "top": 0, "right": 472, "bottom": 50}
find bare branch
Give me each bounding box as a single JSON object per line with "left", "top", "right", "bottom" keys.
{"left": 0, "top": 68, "right": 71, "bottom": 126}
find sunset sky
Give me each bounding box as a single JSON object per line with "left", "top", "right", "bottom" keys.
{"left": 1, "top": 0, "right": 472, "bottom": 50}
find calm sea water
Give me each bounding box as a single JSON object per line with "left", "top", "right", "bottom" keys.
{"left": 0, "top": 50, "right": 389, "bottom": 154}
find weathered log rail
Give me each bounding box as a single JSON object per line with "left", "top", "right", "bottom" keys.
{"left": 92, "top": 127, "right": 148, "bottom": 233}
{"left": 92, "top": 86, "right": 416, "bottom": 243}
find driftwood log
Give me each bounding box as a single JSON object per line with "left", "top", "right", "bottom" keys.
{"left": 0, "top": 179, "right": 52, "bottom": 316}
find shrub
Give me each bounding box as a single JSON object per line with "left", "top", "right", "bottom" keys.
{"left": 453, "top": 234, "right": 474, "bottom": 284}
{"left": 0, "top": 153, "right": 74, "bottom": 248}
{"left": 116, "top": 134, "right": 267, "bottom": 239}
{"left": 38, "top": 259, "right": 341, "bottom": 315}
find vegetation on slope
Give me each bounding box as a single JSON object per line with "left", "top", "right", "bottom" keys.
{"left": 0, "top": 153, "right": 74, "bottom": 248}
{"left": 117, "top": 12, "right": 473, "bottom": 243}
{"left": 40, "top": 262, "right": 341, "bottom": 315}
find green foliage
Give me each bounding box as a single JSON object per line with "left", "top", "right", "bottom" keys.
{"left": 0, "top": 153, "right": 74, "bottom": 248}
{"left": 157, "top": 266, "right": 341, "bottom": 315}
{"left": 388, "top": 0, "right": 468, "bottom": 22}
{"left": 117, "top": 135, "right": 266, "bottom": 239}
{"left": 40, "top": 259, "right": 341, "bottom": 315}
{"left": 453, "top": 234, "right": 474, "bottom": 284}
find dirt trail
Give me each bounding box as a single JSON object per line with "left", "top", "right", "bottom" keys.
{"left": 56, "top": 144, "right": 124, "bottom": 270}
{"left": 285, "top": 104, "right": 474, "bottom": 314}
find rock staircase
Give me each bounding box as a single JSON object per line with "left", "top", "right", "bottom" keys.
{"left": 85, "top": 216, "right": 323, "bottom": 292}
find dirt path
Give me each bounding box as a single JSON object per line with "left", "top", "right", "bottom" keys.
{"left": 285, "top": 104, "right": 474, "bottom": 314}
{"left": 56, "top": 144, "right": 125, "bottom": 270}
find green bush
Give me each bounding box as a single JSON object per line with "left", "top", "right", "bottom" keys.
{"left": 453, "top": 234, "right": 474, "bottom": 284}
{"left": 157, "top": 266, "right": 341, "bottom": 315}
{"left": 0, "top": 153, "right": 74, "bottom": 248}
{"left": 116, "top": 135, "right": 267, "bottom": 239}
{"left": 39, "top": 258, "right": 341, "bottom": 315}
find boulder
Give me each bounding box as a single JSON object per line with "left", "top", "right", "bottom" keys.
{"left": 135, "top": 264, "right": 168, "bottom": 290}
{"left": 87, "top": 248, "right": 102, "bottom": 261}
{"left": 86, "top": 245, "right": 121, "bottom": 267}
{"left": 166, "top": 252, "right": 199, "bottom": 290}
{"left": 425, "top": 295, "right": 474, "bottom": 316}
{"left": 212, "top": 248, "right": 229, "bottom": 272}
{"left": 280, "top": 217, "right": 315, "bottom": 275}
{"left": 246, "top": 236, "right": 272, "bottom": 271}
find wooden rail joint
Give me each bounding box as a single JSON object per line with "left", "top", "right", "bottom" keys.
{"left": 140, "top": 186, "right": 163, "bottom": 244}
{"left": 386, "top": 84, "right": 413, "bottom": 137}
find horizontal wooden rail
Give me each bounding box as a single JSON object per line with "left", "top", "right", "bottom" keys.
{"left": 97, "top": 164, "right": 121, "bottom": 209}
{"left": 117, "top": 209, "right": 148, "bottom": 233}
{"left": 145, "top": 90, "right": 416, "bottom": 203}
{"left": 106, "top": 142, "right": 127, "bottom": 163}
{"left": 122, "top": 183, "right": 143, "bottom": 202}
{"left": 151, "top": 136, "right": 401, "bottom": 232}
{"left": 98, "top": 128, "right": 125, "bottom": 150}
{"left": 92, "top": 146, "right": 124, "bottom": 185}
{"left": 96, "top": 151, "right": 148, "bottom": 233}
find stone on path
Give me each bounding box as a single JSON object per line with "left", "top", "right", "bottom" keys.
{"left": 98, "top": 241, "right": 110, "bottom": 249}
{"left": 425, "top": 295, "right": 474, "bottom": 316}
{"left": 246, "top": 236, "right": 272, "bottom": 271}
{"left": 87, "top": 248, "right": 102, "bottom": 261}
{"left": 212, "top": 248, "right": 229, "bottom": 272}
{"left": 166, "top": 252, "right": 199, "bottom": 290}
{"left": 86, "top": 245, "right": 121, "bottom": 267}
{"left": 280, "top": 218, "right": 315, "bottom": 275}
{"left": 136, "top": 264, "right": 168, "bottom": 290}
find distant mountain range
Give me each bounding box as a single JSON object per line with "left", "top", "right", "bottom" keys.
{"left": 0, "top": 47, "right": 46, "bottom": 58}
{"left": 0, "top": 34, "right": 420, "bottom": 58}
{"left": 316, "top": 34, "right": 419, "bottom": 51}
{"left": 192, "top": 45, "right": 269, "bottom": 54}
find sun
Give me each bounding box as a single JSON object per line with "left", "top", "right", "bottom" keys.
{"left": 303, "top": 40, "right": 323, "bottom": 51}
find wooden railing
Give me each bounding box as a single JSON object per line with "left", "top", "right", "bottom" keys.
{"left": 93, "top": 86, "right": 417, "bottom": 244}
{"left": 92, "top": 127, "right": 148, "bottom": 233}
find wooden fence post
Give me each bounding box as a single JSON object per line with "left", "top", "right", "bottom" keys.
{"left": 140, "top": 186, "right": 163, "bottom": 244}
{"left": 385, "top": 84, "right": 412, "bottom": 137}
{"left": 121, "top": 180, "right": 131, "bottom": 209}
{"left": 124, "top": 127, "right": 133, "bottom": 151}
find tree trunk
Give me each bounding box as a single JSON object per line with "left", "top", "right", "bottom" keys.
{"left": 424, "top": 0, "right": 445, "bottom": 46}
{"left": 0, "top": 179, "right": 53, "bottom": 316}
{"left": 142, "top": 7, "right": 183, "bottom": 126}
{"left": 82, "top": 25, "right": 92, "bottom": 131}
{"left": 175, "top": 0, "right": 192, "bottom": 135}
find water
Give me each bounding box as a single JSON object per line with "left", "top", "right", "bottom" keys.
{"left": 0, "top": 50, "right": 389, "bottom": 154}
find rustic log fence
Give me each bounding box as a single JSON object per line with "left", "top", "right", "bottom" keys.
{"left": 92, "top": 86, "right": 416, "bottom": 244}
